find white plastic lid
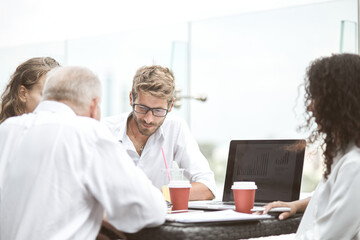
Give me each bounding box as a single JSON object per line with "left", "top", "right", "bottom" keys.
{"left": 168, "top": 180, "right": 192, "bottom": 188}
{"left": 231, "top": 181, "right": 257, "bottom": 190}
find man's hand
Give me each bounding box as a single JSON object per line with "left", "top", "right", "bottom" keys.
{"left": 189, "top": 182, "right": 215, "bottom": 200}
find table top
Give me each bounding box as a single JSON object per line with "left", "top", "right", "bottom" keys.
{"left": 124, "top": 213, "right": 302, "bottom": 240}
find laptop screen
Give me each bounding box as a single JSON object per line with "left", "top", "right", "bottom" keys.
{"left": 223, "top": 139, "right": 306, "bottom": 203}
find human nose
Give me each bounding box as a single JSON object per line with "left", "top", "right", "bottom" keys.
{"left": 143, "top": 110, "right": 154, "bottom": 123}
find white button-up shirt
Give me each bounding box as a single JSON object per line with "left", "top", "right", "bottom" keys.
{"left": 102, "top": 113, "right": 216, "bottom": 196}
{"left": 0, "top": 101, "right": 167, "bottom": 240}
{"left": 296, "top": 142, "right": 360, "bottom": 240}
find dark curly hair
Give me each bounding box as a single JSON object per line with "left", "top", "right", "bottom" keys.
{"left": 0, "top": 57, "right": 60, "bottom": 123}
{"left": 304, "top": 53, "right": 360, "bottom": 179}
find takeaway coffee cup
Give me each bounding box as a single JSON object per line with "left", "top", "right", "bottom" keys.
{"left": 231, "top": 181, "right": 257, "bottom": 213}
{"left": 168, "top": 180, "right": 192, "bottom": 211}
{"left": 161, "top": 168, "right": 187, "bottom": 202}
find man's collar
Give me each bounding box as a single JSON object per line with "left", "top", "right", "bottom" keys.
{"left": 118, "top": 112, "right": 133, "bottom": 143}
{"left": 34, "top": 100, "right": 77, "bottom": 117}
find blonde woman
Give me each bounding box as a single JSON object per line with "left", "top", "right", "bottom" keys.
{"left": 0, "top": 57, "right": 60, "bottom": 123}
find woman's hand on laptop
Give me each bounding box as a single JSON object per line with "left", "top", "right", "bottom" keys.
{"left": 262, "top": 201, "right": 297, "bottom": 220}
{"left": 263, "top": 197, "right": 311, "bottom": 220}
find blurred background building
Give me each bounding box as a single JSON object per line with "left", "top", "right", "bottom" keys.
{"left": 0, "top": 0, "right": 358, "bottom": 198}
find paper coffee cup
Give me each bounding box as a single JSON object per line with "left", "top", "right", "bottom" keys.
{"left": 231, "top": 181, "right": 257, "bottom": 213}
{"left": 168, "top": 181, "right": 192, "bottom": 211}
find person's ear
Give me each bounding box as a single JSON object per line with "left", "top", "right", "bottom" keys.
{"left": 18, "top": 85, "right": 28, "bottom": 103}
{"left": 90, "top": 97, "right": 100, "bottom": 120}
{"left": 168, "top": 98, "right": 175, "bottom": 112}
{"left": 129, "top": 91, "right": 133, "bottom": 107}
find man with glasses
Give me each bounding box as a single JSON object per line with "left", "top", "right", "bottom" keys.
{"left": 103, "top": 65, "right": 216, "bottom": 200}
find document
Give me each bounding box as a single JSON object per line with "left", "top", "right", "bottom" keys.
{"left": 166, "top": 209, "right": 273, "bottom": 223}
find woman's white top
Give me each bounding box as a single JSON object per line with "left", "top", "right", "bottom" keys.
{"left": 296, "top": 142, "right": 360, "bottom": 240}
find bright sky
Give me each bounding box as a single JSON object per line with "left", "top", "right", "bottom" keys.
{"left": 0, "top": 0, "right": 331, "bottom": 47}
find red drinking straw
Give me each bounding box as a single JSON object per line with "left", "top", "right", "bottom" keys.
{"left": 161, "top": 147, "right": 171, "bottom": 182}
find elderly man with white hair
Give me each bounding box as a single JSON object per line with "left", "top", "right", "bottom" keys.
{"left": 0, "top": 66, "right": 167, "bottom": 240}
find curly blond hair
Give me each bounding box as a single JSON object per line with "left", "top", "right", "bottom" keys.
{"left": 131, "top": 65, "right": 175, "bottom": 106}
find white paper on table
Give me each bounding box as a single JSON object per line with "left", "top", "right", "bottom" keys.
{"left": 166, "top": 209, "right": 273, "bottom": 223}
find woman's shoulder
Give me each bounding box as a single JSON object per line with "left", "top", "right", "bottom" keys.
{"left": 334, "top": 144, "right": 360, "bottom": 176}
{"left": 343, "top": 144, "right": 360, "bottom": 164}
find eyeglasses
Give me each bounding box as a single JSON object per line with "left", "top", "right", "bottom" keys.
{"left": 133, "top": 104, "right": 169, "bottom": 117}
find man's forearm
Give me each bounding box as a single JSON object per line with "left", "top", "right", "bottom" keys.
{"left": 189, "top": 182, "right": 215, "bottom": 200}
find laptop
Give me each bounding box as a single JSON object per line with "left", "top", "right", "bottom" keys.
{"left": 188, "top": 139, "right": 306, "bottom": 210}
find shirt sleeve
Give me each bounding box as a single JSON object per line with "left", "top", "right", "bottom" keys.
{"left": 308, "top": 156, "right": 360, "bottom": 239}
{"left": 83, "top": 131, "right": 167, "bottom": 233}
{"left": 173, "top": 118, "right": 217, "bottom": 197}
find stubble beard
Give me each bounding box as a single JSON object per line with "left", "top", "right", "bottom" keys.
{"left": 133, "top": 113, "right": 165, "bottom": 137}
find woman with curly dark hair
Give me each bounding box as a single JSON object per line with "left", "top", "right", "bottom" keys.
{"left": 0, "top": 57, "right": 60, "bottom": 123}
{"left": 264, "top": 53, "right": 360, "bottom": 239}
